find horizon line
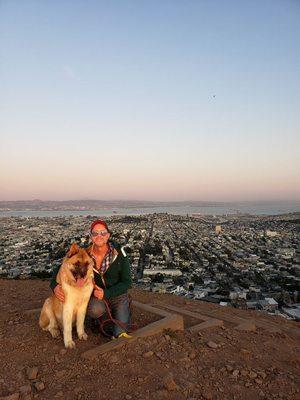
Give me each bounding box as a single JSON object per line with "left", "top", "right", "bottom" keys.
{"left": 1, "top": 198, "right": 300, "bottom": 204}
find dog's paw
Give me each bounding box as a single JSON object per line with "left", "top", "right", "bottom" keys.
{"left": 64, "top": 339, "right": 76, "bottom": 349}
{"left": 78, "top": 332, "right": 88, "bottom": 341}
{"left": 50, "top": 328, "right": 60, "bottom": 338}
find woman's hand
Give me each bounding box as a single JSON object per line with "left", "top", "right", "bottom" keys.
{"left": 54, "top": 284, "right": 65, "bottom": 303}
{"left": 94, "top": 284, "right": 104, "bottom": 300}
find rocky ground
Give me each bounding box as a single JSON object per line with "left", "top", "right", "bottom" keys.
{"left": 0, "top": 279, "right": 299, "bottom": 400}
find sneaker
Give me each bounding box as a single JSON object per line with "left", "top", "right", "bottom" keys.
{"left": 118, "top": 332, "right": 133, "bottom": 339}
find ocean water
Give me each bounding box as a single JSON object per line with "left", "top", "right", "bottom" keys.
{"left": 0, "top": 202, "right": 300, "bottom": 217}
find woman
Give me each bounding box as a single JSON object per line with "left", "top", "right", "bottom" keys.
{"left": 50, "top": 219, "right": 132, "bottom": 339}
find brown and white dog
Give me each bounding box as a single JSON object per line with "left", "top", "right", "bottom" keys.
{"left": 39, "top": 243, "right": 94, "bottom": 348}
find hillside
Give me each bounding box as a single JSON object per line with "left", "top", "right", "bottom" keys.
{"left": 0, "top": 279, "right": 299, "bottom": 400}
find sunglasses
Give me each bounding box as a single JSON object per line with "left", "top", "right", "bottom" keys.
{"left": 90, "top": 230, "right": 109, "bottom": 237}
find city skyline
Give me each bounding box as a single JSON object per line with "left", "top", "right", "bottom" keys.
{"left": 1, "top": 1, "right": 299, "bottom": 202}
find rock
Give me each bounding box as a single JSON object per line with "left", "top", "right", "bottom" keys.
{"left": 249, "top": 371, "right": 258, "bottom": 379}
{"left": 155, "top": 389, "right": 169, "bottom": 399}
{"left": 16, "top": 372, "right": 23, "bottom": 380}
{"left": 110, "top": 355, "right": 119, "bottom": 364}
{"left": 226, "top": 365, "right": 233, "bottom": 372}
{"left": 143, "top": 351, "right": 154, "bottom": 358}
{"left": 232, "top": 370, "right": 240, "bottom": 377}
{"left": 185, "top": 382, "right": 196, "bottom": 390}
{"left": 162, "top": 373, "right": 179, "bottom": 391}
{"left": 202, "top": 393, "right": 213, "bottom": 400}
{"left": 54, "top": 391, "right": 63, "bottom": 398}
{"left": 189, "top": 351, "right": 196, "bottom": 360}
{"left": 19, "top": 386, "right": 31, "bottom": 396}
{"left": 258, "top": 371, "right": 267, "bottom": 379}
{"left": 241, "top": 349, "right": 251, "bottom": 356}
{"left": 232, "top": 384, "right": 242, "bottom": 392}
{"left": 0, "top": 394, "right": 20, "bottom": 400}
{"left": 235, "top": 322, "right": 256, "bottom": 332}
{"left": 26, "top": 367, "right": 38, "bottom": 380}
{"left": 255, "top": 379, "right": 263, "bottom": 385}
{"left": 54, "top": 355, "right": 60, "bottom": 363}
{"left": 207, "top": 341, "right": 218, "bottom": 349}
{"left": 241, "top": 369, "right": 248, "bottom": 377}
{"left": 55, "top": 370, "right": 66, "bottom": 379}
{"left": 34, "top": 382, "right": 45, "bottom": 392}
{"left": 125, "top": 395, "right": 132, "bottom": 400}
{"left": 178, "top": 354, "right": 190, "bottom": 363}
{"left": 59, "top": 349, "right": 67, "bottom": 355}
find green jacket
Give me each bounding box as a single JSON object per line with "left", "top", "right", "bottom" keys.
{"left": 50, "top": 241, "right": 132, "bottom": 299}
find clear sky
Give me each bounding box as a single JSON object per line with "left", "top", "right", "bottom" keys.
{"left": 1, "top": 0, "right": 299, "bottom": 202}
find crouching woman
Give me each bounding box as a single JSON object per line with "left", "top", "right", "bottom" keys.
{"left": 50, "top": 219, "right": 133, "bottom": 339}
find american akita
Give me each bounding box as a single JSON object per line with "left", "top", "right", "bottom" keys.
{"left": 39, "top": 243, "right": 94, "bottom": 348}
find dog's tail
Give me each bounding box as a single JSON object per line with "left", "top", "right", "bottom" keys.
{"left": 39, "top": 310, "right": 49, "bottom": 329}
{"left": 39, "top": 300, "right": 50, "bottom": 330}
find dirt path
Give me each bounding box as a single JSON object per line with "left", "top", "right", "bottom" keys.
{"left": 0, "top": 279, "right": 299, "bottom": 400}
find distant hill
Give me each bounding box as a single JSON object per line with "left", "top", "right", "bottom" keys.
{"left": 1, "top": 199, "right": 299, "bottom": 211}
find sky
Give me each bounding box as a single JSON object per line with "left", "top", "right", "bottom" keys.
{"left": 0, "top": 0, "right": 299, "bottom": 202}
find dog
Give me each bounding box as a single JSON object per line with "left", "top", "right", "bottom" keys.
{"left": 39, "top": 243, "right": 94, "bottom": 348}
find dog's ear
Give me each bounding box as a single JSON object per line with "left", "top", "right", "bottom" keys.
{"left": 66, "top": 243, "right": 80, "bottom": 258}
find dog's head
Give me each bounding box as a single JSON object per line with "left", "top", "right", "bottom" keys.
{"left": 57, "top": 243, "right": 94, "bottom": 287}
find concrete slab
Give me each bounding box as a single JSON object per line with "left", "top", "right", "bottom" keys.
{"left": 235, "top": 322, "right": 256, "bottom": 332}
{"left": 81, "top": 301, "right": 184, "bottom": 360}
{"left": 189, "top": 318, "right": 224, "bottom": 333}
{"left": 153, "top": 303, "right": 224, "bottom": 333}
{"left": 154, "top": 303, "right": 213, "bottom": 321}
{"left": 157, "top": 303, "right": 300, "bottom": 339}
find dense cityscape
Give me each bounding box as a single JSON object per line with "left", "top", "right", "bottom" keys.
{"left": 0, "top": 213, "right": 299, "bottom": 321}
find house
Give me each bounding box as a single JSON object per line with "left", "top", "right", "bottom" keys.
{"left": 258, "top": 298, "right": 278, "bottom": 312}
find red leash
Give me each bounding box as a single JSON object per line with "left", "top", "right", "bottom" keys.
{"left": 99, "top": 295, "right": 138, "bottom": 337}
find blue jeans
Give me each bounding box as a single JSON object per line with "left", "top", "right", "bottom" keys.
{"left": 87, "top": 293, "right": 131, "bottom": 337}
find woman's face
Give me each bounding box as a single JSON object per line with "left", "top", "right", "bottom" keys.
{"left": 91, "top": 223, "right": 110, "bottom": 248}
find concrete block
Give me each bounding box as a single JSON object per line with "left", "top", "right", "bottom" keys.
{"left": 235, "top": 322, "right": 256, "bottom": 332}
{"left": 81, "top": 301, "right": 184, "bottom": 360}
{"left": 189, "top": 318, "right": 224, "bottom": 333}
{"left": 155, "top": 303, "right": 213, "bottom": 321}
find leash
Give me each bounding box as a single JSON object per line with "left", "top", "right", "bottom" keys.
{"left": 99, "top": 295, "right": 138, "bottom": 338}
